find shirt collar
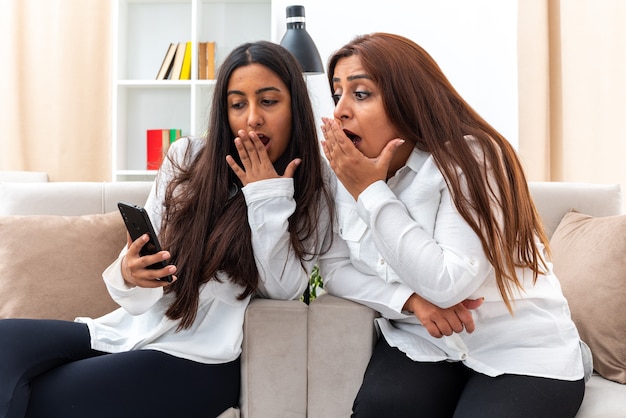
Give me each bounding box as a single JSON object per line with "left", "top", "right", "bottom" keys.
{"left": 392, "top": 145, "right": 431, "bottom": 179}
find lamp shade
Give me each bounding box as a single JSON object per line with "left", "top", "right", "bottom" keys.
{"left": 279, "top": 5, "right": 324, "bottom": 74}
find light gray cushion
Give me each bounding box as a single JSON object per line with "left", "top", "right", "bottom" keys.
{"left": 550, "top": 211, "right": 626, "bottom": 384}
{"left": 240, "top": 298, "right": 308, "bottom": 417}
{"left": 308, "top": 294, "right": 378, "bottom": 417}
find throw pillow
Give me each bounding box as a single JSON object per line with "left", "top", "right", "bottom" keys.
{"left": 0, "top": 212, "right": 125, "bottom": 321}
{"left": 550, "top": 211, "right": 626, "bottom": 384}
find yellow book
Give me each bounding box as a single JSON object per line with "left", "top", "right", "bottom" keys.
{"left": 179, "top": 41, "right": 192, "bottom": 80}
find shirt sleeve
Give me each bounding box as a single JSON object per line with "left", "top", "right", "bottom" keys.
{"left": 100, "top": 138, "right": 192, "bottom": 315}
{"left": 318, "top": 230, "right": 416, "bottom": 319}
{"left": 356, "top": 179, "right": 492, "bottom": 308}
{"left": 242, "top": 177, "right": 311, "bottom": 300}
{"left": 101, "top": 252, "right": 164, "bottom": 315}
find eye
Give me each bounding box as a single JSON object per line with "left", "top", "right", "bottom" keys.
{"left": 261, "top": 98, "right": 278, "bottom": 106}
{"left": 331, "top": 94, "right": 341, "bottom": 105}
{"left": 230, "top": 101, "right": 246, "bottom": 110}
{"left": 354, "top": 91, "right": 371, "bottom": 100}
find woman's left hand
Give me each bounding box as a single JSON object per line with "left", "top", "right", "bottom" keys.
{"left": 226, "top": 130, "right": 300, "bottom": 186}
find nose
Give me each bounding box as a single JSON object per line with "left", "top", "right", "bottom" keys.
{"left": 247, "top": 104, "right": 263, "bottom": 128}
{"left": 333, "top": 95, "right": 351, "bottom": 121}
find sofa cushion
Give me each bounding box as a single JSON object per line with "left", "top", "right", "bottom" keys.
{"left": 0, "top": 212, "right": 124, "bottom": 320}
{"left": 550, "top": 211, "right": 626, "bottom": 384}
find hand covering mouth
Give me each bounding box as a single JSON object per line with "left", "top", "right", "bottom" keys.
{"left": 343, "top": 129, "right": 362, "bottom": 146}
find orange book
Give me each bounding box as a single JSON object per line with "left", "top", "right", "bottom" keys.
{"left": 161, "top": 129, "right": 170, "bottom": 161}
{"left": 198, "top": 41, "right": 216, "bottom": 80}
{"left": 198, "top": 42, "right": 207, "bottom": 79}
{"left": 206, "top": 42, "right": 215, "bottom": 79}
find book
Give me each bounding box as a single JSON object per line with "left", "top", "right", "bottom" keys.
{"left": 147, "top": 129, "right": 164, "bottom": 170}
{"left": 198, "top": 41, "right": 216, "bottom": 80}
{"left": 179, "top": 41, "right": 192, "bottom": 80}
{"left": 198, "top": 42, "right": 207, "bottom": 80}
{"left": 147, "top": 129, "right": 182, "bottom": 170}
{"left": 161, "top": 129, "right": 170, "bottom": 161}
{"left": 169, "top": 42, "right": 187, "bottom": 80}
{"left": 155, "top": 43, "right": 177, "bottom": 80}
{"left": 169, "top": 129, "right": 182, "bottom": 145}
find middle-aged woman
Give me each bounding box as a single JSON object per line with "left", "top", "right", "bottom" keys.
{"left": 319, "top": 32, "right": 590, "bottom": 418}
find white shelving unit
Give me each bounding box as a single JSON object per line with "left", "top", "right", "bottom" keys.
{"left": 111, "top": 0, "right": 271, "bottom": 181}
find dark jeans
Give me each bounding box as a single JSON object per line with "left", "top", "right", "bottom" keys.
{"left": 352, "top": 337, "right": 585, "bottom": 418}
{"left": 0, "top": 319, "right": 239, "bottom": 418}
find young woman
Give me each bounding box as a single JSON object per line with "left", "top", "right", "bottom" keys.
{"left": 0, "top": 40, "right": 332, "bottom": 418}
{"left": 319, "top": 32, "right": 589, "bottom": 418}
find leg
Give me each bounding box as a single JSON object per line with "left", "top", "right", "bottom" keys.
{"left": 352, "top": 337, "right": 470, "bottom": 418}
{"left": 0, "top": 319, "right": 98, "bottom": 418}
{"left": 26, "top": 349, "right": 240, "bottom": 418}
{"left": 454, "top": 370, "right": 585, "bottom": 418}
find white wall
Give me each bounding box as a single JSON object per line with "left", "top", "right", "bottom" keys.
{"left": 271, "top": 0, "right": 519, "bottom": 148}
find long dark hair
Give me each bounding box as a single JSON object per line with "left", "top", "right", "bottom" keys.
{"left": 328, "top": 33, "right": 548, "bottom": 313}
{"left": 161, "top": 41, "right": 332, "bottom": 329}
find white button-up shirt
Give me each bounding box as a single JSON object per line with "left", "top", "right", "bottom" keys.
{"left": 76, "top": 137, "right": 325, "bottom": 364}
{"left": 319, "top": 145, "right": 585, "bottom": 380}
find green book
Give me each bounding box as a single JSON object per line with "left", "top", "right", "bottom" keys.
{"left": 169, "top": 129, "right": 181, "bottom": 144}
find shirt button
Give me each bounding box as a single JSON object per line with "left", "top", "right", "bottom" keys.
{"left": 461, "top": 353, "right": 468, "bottom": 360}
{"left": 379, "top": 259, "right": 385, "bottom": 265}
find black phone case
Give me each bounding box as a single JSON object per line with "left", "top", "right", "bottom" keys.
{"left": 117, "top": 201, "right": 173, "bottom": 282}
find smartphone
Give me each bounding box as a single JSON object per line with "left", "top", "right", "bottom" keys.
{"left": 117, "top": 201, "right": 173, "bottom": 282}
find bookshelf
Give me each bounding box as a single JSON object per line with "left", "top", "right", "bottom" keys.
{"left": 111, "top": 0, "right": 271, "bottom": 181}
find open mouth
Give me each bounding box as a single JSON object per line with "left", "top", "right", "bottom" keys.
{"left": 343, "top": 129, "right": 361, "bottom": 147}
{"left": 256, "top": 133, "right": 270, "bottom": 146}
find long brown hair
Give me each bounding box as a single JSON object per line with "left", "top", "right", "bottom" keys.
{"left": 328, "top": 33, "right": 548, "bottom": 313}
{"left": 161, "top": 41, "right": 333, "bottom": 329}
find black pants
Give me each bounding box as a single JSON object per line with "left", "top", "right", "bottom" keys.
{"left": 0, "top": 319, "right": 240, "bottom": 418}
{"left": 352, "top": 337, "right": 585, "bottom": 418}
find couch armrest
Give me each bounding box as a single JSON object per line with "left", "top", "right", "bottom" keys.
{"left": 307, "top": 294, "right": 379, "bottom": 418}
{"left": 528, "top": 182, "right": 623, "bottom": 238}
{"left": 0, "top": 170, "right": 48, "bottom": 182}
{"left": 240, "top": 298, "right": 308, "bottom": 418}
{"left": 0, "top": 181, "right": 152, "bottom": 216}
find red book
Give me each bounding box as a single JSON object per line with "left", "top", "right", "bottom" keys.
{"left": 147, "top": 129, "right": 164, "bottom": 170}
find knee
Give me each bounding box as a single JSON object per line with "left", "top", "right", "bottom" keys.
{"left": 352, "top": 378, "right": 413, "bottom": 418}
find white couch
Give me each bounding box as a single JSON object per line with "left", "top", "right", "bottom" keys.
{"left": 1, "top": 179, "right": 624, "bottom": 417}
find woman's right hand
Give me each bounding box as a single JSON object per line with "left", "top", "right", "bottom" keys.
{"left": 403, "top": 293, "right": 483, "bottom": 338}
{"left": 226, "top": 129, "right": 301, "bottom": 186}
{"left": 120, "top": 233, "right": 177, "bottom": 288}
{"left": 320, "top": 117, "right": 404, "bottom": 200}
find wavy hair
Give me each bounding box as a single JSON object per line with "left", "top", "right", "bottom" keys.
{"left": 161, "top": 41, "right": 332, "bottom": 329}
{"left": 327, "top": 33, "right": 549, "bottom": 313}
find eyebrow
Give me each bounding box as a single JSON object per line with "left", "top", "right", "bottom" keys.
{"left": 227, "top": 86, "right": 281, "bottom": 96}
{"left": 332, "top": 74, "right": 372, "bottom": 83}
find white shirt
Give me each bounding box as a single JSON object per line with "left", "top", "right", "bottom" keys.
{"left": 76, "top": 137, "right": 325, "bottom": 364}
{"left": 319, "top": 145, "right": 585, "bottom": 380}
